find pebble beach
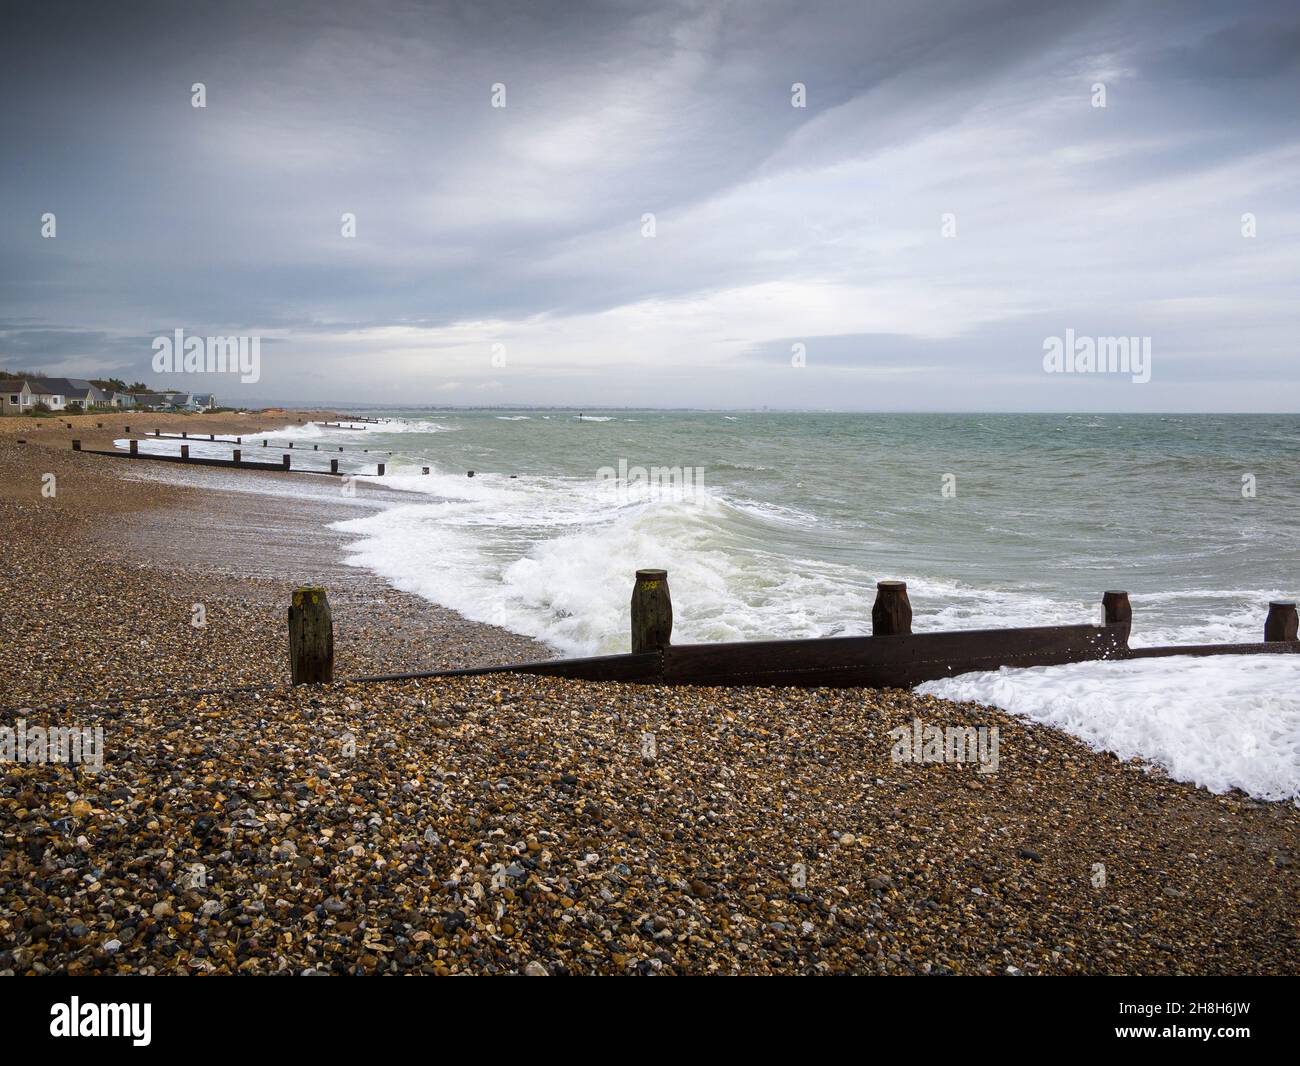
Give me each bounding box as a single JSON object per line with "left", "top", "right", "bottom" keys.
{"left": 2, "top": 413, "right": 1298, "bottom": 976}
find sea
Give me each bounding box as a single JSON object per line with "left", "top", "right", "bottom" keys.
{"left": 123, "top": 411, "right": 1300, "bottom": 799}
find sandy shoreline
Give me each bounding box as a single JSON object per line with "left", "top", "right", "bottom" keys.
{"left": 1, "top": 417, "right": 1298, "bottom": 975}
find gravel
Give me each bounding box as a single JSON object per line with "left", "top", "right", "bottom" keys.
{"left": 2, "top": 415, "right": 1297, "bottom": 975}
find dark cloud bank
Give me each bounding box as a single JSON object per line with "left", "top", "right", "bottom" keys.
{"left": 1, "top": 0, "right": 1297, "bottom": 410}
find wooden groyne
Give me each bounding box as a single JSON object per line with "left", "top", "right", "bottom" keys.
{"left": 144, "top": 429, "right": 392, "bottom": 455}
{"left": 286, "top": 574, "right": 1299, "bottom": 689}
{"left": 70, "top": 439, "right": 387, "bottom": 477}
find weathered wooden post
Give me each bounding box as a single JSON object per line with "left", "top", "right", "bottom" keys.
{"left": 377, "top": 463, "right": 385, "bottom": 476}
{"left": 1102, "top": 590, "right": 1132, "bottom": 646}
{"left": 313, "top": 444, "right": 319, "bottom": 450}
{"left": 96, "top": 422, "right": 103, "bottom": 428}
{"left": 71, "top": 439, "right": 81, "bottom": 451}
{"left": 182, "top": 431, "right": 187, "bottom": 438}
{"left": 282, "top": 454, "right": 291, "bottom": 470}
{"left": 1264, "top": 601, "right": 1298, "bottom": 642}
{"left": 289, "top": 441, "right": 294, "bottom": 448}
{"left": 330, "top": 459, "right": 339, "bottom": 474}
{"left": 180, "top": 444, "right": 190, "bottom": 459}
{"left": 129, "top": 439, "right": 138, "bottom": 456}
{"left": 631, "top": 569, "right": 672, "bottom": 653}
{"left": 872, "top": 580, "right": 912, "bottom": 636}
{"left": 422, "top": 467, "right": 430, "bottom": 475}
{"left": 124, "top": 425, "right": 130, "bottom": 433}
{"left": 263, "top": 439, "right": 268, "bottom": 447}
{"left": 288, "top": 587, "right": 334, "bottom": 684}
{"left": 467, "top": 470, "right": 475, "bottom": 478}
{"left": 154, "top": 429, "right": 160, "bottom": 436}
{"left": 209, "top": 433, "right": 215, "bottom": 441}
{"left": 232, "top": 449, "right": 241, "bottom": 464}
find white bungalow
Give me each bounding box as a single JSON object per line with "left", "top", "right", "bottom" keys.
{"left": 27, "top": 380, "right": 66, "bottom": 411}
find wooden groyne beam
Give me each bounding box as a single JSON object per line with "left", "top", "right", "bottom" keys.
{"left": 150, "top": 430, "right": 244, "bottom": 444}
{"left": 72, "top": 441, "right": 387, "bottom": 477}
{"left": 141, "top": 428, "right": 394, "bottom": 455}
{"left": 254, "top": 437, "right": 392, "bottom": 455}
{"left": 285, "top": 576, "right": 1300, "bottom": 689}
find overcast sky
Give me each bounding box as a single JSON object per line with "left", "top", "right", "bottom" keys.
{"left": 2, "top": 0, "right": 1297, "bottom": 410}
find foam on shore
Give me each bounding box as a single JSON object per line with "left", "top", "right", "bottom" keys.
{"left": 919, "top": 655, "right": 1300, "bottom": 801}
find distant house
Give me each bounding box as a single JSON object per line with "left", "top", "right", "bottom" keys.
{"left": 1, "top": 378, "right": 33, "bottom": 415}
{"left": 27, "top": 380, "right": 67, "bottom": 411}
{"left": 189, "top": 393, "right": 216, "bottom": 412}
{"left": 136, "top": 390, "right": 192, "bottom": 410}
{"left": 110, "top": 392, "right": 138, "bottom": 409}
{"left": 37, "top": 378, "right": 111, "bottom": 410}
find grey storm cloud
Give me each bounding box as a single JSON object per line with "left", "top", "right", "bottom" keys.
{"left": 1, "top": 0, "right": 1298, "bottom": 410}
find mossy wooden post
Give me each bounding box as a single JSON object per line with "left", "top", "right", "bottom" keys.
{"left": 71, "top": 439, "right": 81, "bottom": 451}
{"left": 181, "top": 444, "right": 190, "bottom": 459}
{"left": 282, "top": 454, "right": 291, "bottom": 470}
{"left": 233, "top": 449, "right": 241, "bottom": 465}
{"left": 1264, "top": 601, "right": 1298, "bottom": 642}
{"left": 872, "top": 580, "right": 912, "bottom": 635}
{"left": 129, "top": 439, "right": 138, "bottom": 456}
{"left": 631, "top": 569, "right": 672, "bottom": 653}
{"left": 330, "top": 458, "right": 339, "bottom": 474}
{"left": 288, "top": 587, "right": 334, "bottom": 684}
{"left": 377, "top": 462, "right": 385, "bottom": 476}
{"left": 1102, "top": 590, "right": 1132, "bottom": 647}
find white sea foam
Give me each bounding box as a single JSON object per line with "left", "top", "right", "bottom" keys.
{"left": 332, "top": 466, "right": 877, "bottom": 655}
{"left": 918, "top": 655, "right": 1300, "bottom": 801}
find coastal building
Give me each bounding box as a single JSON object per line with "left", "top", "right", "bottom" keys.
{"left": 0, "top": 377, "right": 195, "bottom": 414}
{"left": 26, "top": 379, "right": 67, "bottom": 411}
{"left": 134, "top": 390, "right": 192, "bottom": 410}
{"left": 1, "top": 378, "right": 33, "bottom": 415}
{"left": 37, "top": 378, "right": 112, "bottom": 410}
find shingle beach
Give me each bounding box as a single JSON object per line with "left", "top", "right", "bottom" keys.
{"left": 2, "top": 414, "right": 1297, "bottom": 975}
